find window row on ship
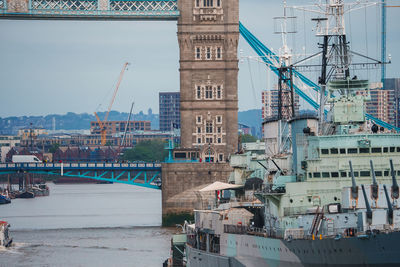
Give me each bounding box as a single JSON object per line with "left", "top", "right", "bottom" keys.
{"left": 308, "top": 170, "right": 400, "bottom": 179}
{"left": 319, "top": 146, "right": 400, "bottom": 156}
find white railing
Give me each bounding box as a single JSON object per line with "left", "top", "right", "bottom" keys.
{"left": 0, "top": 162, "right": 160, "bottom": 169}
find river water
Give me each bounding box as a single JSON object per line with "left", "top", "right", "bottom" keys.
{"left": 0, "top": 183, "right": 175, "bottom": 266}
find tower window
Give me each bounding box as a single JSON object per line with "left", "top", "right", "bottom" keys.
{"left": 216, "top": 115, "right": 222, "bottom": 123}
{"left": 217, "top": 86, "right": 222, "bottom": 99}
{"left": 196, "top": 86, "right": 201, "bottom": 99}
{"left": 196, "top": 0, "right": 199, "bottom": 7}
{"left": 195, "top": 47, "right": 201, "bottom": 59}
{"left": 205, "top": 86, "right": 213, "bottom": 99}
{"left": 197, "top": 127, "right": 201, "bottom": 133}
{"left": 216, "top": 47, "right": 222, "bottom": 59}
{"left": 206, "top": 122, "right": 213, "bottom": 133}
{"left": 217, "top": 127, "right": 221, "bottom": 133}
{"left": 217, "top": 0, "right": 220, "bottom": 7}
{"left": 206, "top": 47, "right": 211, "bottom": 59}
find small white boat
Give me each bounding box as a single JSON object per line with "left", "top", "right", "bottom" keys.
{"left": 0, "top": 221, "right": 12, "bottom": 247}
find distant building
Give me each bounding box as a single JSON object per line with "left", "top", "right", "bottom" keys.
{"left": 261, "top": 87, "right": 299, "bottom": 121}
{"left": 358, "top": 82, "right": 396, "bottom": 127}
{"left": 384, "top": 78, "right": 400, "bottom": 127}
{"left": 123, "top": 131, "right": 179, "bottom": 146}
{"left": 238, "top": 123, "right": 251, "bottom": 135}
{"left": 159, "top": 92, "right": 180, "bottom": 131}
{"left": 90, "top": 120, "right": 151, "bottom": 135}
{"left": 18, "top": 126, "right": 47, "bottom": 139}
{"left": 0, "top": 135, "right": 21, "bottom": 162}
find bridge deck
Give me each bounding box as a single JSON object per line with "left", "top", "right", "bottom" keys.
{"left": 0, "top": 0, "right": 179, "bottom": 20}
{"left": 0, "top": 162, "right": 162, "bottom": 189}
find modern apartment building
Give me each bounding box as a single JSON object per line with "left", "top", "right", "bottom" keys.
{"left": 159, "top": 92, "right": 180, "bottom": 132}
{"left": 358, "top": 82, "right": 396, "bottom": 127}
{"left": 261, "top": 87, "right": 299, "bottom": 121}
{"left": 385, "top": 78, "right": 400, "bottom": 127}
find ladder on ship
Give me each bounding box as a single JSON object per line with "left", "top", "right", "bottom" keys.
{"left": 309, "top": 206, "right": 324, "bottom": 237}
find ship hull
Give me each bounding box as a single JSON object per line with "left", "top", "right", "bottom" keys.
{"left": 187, "top": 231, "right": 400, "bottom": 267}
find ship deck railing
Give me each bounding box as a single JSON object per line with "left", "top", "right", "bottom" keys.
{"left": 224, "top": 224, "right": 284, "bottom": 238}
{"left": 255, "top": 184, "right": 286, "bottom": 196}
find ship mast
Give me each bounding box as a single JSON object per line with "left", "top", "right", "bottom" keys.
{"left": 291, "top": 0, "right": 379, "bottom": 134}
{"left": 314, "top": 0, "right": 351, "bottom": 133}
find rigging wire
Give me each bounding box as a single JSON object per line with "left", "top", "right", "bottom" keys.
{"left": 347, "top": 10, "right": 354, "bottom": 76}
{"left": 303, "top": 10, "right": 307, "bottom": 58}
{"left": 247, "top": 57, "right": 258, "bottom": 106}
{"left": 376, "top": 4, "right": 380, "bottom": 82}
{"left": 364, "top": 6, "right": 370, "bottom": 79}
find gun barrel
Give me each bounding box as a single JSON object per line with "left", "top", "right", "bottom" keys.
{"left": 390, "top": 159, "right": 399, "bottom": 199}
{"left": 349, "top": 161, "right": 358, "bottom": 199}
{"left": 370, "top": 160, "right": 377, "bottom": 185}
{"left": 383, "top": 184, "right": 394, "bottom": 225}
{"left": 370, "top": 160, "right": 379, "bottom": 200}
{"left": 361, "top": 184, "right": 373, "bottom": 223}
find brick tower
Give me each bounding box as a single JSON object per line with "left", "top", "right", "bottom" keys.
{"left": 177, "top": 0, "right": 239, "bottom": 162}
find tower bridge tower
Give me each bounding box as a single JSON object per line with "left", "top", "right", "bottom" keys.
{"left": 177, "top": 0, "right": 239, "bottom": 162}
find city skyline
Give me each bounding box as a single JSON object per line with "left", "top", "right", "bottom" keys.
{"left": 0, "top": 0, "right": 399, "bottom": 117}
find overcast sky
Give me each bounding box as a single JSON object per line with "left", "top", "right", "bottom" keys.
{"left": 0, "top": 0, "right": 399, "bottom": 117}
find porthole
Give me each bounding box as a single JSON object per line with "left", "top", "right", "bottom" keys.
{"left": 290, "top": 199, "right": 293, "bottom": 203}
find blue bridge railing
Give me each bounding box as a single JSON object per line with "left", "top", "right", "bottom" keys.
{"left": 0, "top": 162, "right": 162, "bottom": 189}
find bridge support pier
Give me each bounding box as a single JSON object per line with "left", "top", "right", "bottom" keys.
{"left": 161, "top": 162, "right": 232, "bottom": 226}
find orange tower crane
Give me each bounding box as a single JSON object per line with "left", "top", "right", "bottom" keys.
{"left": 94, "top": 62, "right": 129, "bottom": 146}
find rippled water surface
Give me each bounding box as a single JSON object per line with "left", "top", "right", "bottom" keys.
{"left": 0, "top": 183, "right": 174, "bottom": 266}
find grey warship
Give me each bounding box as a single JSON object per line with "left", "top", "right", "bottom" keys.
{"left": 171, "top": 0, "right": 400, "bottom": 266}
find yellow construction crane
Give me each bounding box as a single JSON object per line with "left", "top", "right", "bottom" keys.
{"left": 94, "top": 62, "right": 129, "bottom": 146}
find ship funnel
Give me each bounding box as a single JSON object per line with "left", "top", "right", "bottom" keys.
{"left": 383, "top": 184, "right": 394, "bottom": 225}
{"left": 361, "top": 184, "right": 372, "bottom": 225}
{"left": 370, "top": 160, "right": 378, "bottom": 201}
{"left": 390, "top": 159, "right": 399, "bottom": 199}
{"left": 349, "top": 161, "right": 358, "bottom": 200}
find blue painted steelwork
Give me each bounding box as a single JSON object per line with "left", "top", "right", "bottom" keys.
{"left": 0, "top": 0, "right": 6, "bottom": 11}
{"left": 0, "top": 0, "right": 178, "bottom": 20}
{"left": 0, "top": 162, "right": 162, "bottom": 189}
{"left": 239, "top": 22, "right": 400, "bottom": 132}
